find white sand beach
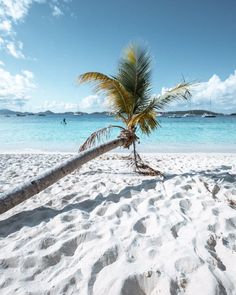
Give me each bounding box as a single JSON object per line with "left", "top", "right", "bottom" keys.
{"left": 0, "top": 153, "right": 236, "bottom": 295}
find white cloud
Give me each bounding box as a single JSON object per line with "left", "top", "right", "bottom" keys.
{"left": 37, "top": 100, "right": 78, "bottom": 112}
{"left": 0, "top": 19, "right": 12, "bottom": 32}
{"left": 52, "top": 5, "right": 63, "bottom": 16}
{"left": 79, "top": 95, "right": 108, "bottom": 113}
{"left": 36, "top": 95, "right": 108, "bottom": 113}
{"left": 0, "top": 0, "right": 36, "bottom": 58}
{"left": 0, "top": 0, "right": 35, "bottom": 21}
{"left": 0, "top": 66, "right": 36, "bottom": 108}
{"left": 161, "top": 71, "right": 236, "bottom": 113}
{"left": 0, "top": 60, "right": 4, "bottom": 66}
{"left": 6, "top": 41, "right": 25, "bottom": 58}
{"left": 0, "top": 0, "right": 68, "bottom": 58}
{"left": 193, "top": 72, "right": 236, "bottom": 111}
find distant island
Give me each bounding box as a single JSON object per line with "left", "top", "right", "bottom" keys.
{"left": 0, "top": 108, "right": 235, "bottom": 117}
{"left": 0, "top": 109, "right": 110, "bottom": 117}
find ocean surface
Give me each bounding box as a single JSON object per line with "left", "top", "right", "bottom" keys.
{"left": 0, "top": 114, "right": 236, "bottom": 153}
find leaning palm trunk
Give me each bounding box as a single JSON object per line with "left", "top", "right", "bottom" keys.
{"left": 0, "top": 138, "right": 124, "bottom": 214}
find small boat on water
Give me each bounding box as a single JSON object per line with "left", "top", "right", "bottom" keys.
{"left": 202, "top": 113, "right": 216, "bottom": 118}
{"left": 202, "top": 97, "right": 216, "bottom": 117}
{"left": 168, "top": 114, "right": 181, "bottom": 118}
{"left": 16, "top": 113, "right": 26, "bottom": 117}
{"left": 182, "top": 113, "right": 195, "bottom": 117}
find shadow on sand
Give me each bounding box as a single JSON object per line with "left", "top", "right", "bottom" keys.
{"left": 0, "top": 165, "right": 235, "bottom": 238}
{"left": 0, "top": 179, "right": 159, "bottom": 238}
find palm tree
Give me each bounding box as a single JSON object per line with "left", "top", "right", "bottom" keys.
{"left": 0, "top": 43, "right": 192, "bottom": 214}
{"left": 78, "top": 43, "right": 192, "bottom": 175}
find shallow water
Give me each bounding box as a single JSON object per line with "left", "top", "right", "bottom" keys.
{"left": 0, "top": 114, "right": 235, "bottom": 152}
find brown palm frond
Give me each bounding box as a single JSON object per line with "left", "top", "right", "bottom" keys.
{"left": 79, "top": 125, "right": 122, "bottom": 152}
{"left": 78, "top": 72, "right": 111, "bottom": 84}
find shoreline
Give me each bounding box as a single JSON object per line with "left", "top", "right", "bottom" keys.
{"left": 1, "top": 147, "right": 236, "bottom": 154}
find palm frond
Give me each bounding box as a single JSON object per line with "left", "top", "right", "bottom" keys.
{"left": 77, "top": 46, "right": 193, "bottom": 147}
{"left": 79, "top": 125, "right": 124, "bottom": 152}
{"left": 128, "top": 99, "right": 159, "bottom": 134}
{"left": 79, "top": 125, "right": 112, "bottom": 152}
{"left": 153, "top": 82, "right": 192, "bottom": 110}
{"left": 116, "top": 44, "right": 152, "bottom": 114}
{"left": 136, "top": 111, "right": 158, "bottom": 134}
{"left": 78, "top": 72, "right": 133, "bottom": 118}
{"left": 78, "top": 72, "right": 111, "bottom": 84}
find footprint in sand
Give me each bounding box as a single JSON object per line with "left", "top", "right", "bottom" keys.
{"left": 23, "top": 256, "right": 37, "bottom": 269}
{"left": 170, "top": 220, "right": 186, "bottom": 238}
{"left": 88, "top": 246, "right": 119, "bottom": 295}
{"left": 205, "top": 235, "right": 226, "bottom": 271}
{"left": 225, "top": 216, "right": 236, "bottom": 231}
{"left": 115, "top": 204, "right": 132, "bottom": 218}
{"left": 61, "top": 192, "right": 78, "bottom": 202}
{"left": 212, "top": 208, "right": 220, "bottom": 216}
{"left": 133, "top": 218, "right": 147, "bottom": 234}
{"left": 61, "top": 276, "right": 78, "bottom": 294}
{"left": 120, "top": 271, "right": 161, "bottom": 295}
{"left": 181, "top": 184, "right": 192, "bottom": 191}
{"left": 207, "top": 223, "right": 218, "bottom": 233}
{"left": 40, "top": 250, "right": 62, "bottom": 270}
{"left": 175, "top": 256, "right": 202, "bottom": 274}
{"left": 61, "top": 214, "right": 75, "bottom": 222}
{"left": 60, "top": 237, "right": 78, "bottom": 256}
{"left": 95, "top": 205, "right": 108, "bottom": 216}
{"left": 130, "top": 198, "right": 146, "bottom": 210}
{"left": 179, "top": 199, "right": 192, "bottom": 215}
{"left": 0, "top": 256, "right": 19, "bottom": 269}
{"left": 171, "top": 192, "right": 183, "bottom": 200}
{"left": 222, "top": 233, "right": 236, "bottom": 251}
{"left": 39, "top": 237, "right": 56, "bottom": 250}
{"left": 75, "top": 231, "right": 99, "bottom": 246}
{"left": 0, "top": 277, "right": 13, "bottom": 289}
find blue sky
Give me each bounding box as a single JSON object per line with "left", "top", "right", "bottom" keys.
{"left": 0, "top": 0, "right": 236, "bottom": 113}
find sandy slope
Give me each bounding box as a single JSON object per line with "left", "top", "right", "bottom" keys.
{"left": 0, "top": 153, "right": 236, "bottom": 295}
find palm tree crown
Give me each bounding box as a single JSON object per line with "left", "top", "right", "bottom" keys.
{"left": 79, "top": 43, "right": 191, "bottom": 135}
{"left": 78, "top": 43, "right": 192, "bottom": 175}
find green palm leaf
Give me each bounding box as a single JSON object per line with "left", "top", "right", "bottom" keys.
{"left": 79, "top": 124, "right": 124, "bottom": 151}
{"left": 128, "top": 99, "right": 159, "bottom": 134}
{"left": 78, "top": 72, "right": 133, "bottom": 120}
{"left": 153, "top": 82, "right": 192, "bottom": 111}
{"left": 116, "top": 44, "right": 152, "bottom": 114}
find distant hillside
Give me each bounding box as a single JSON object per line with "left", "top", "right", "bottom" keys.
{"left": 0, "top": 109, "right": 113, "bottom": 116}
{"left": 161, "top": 110, "right": 222, "bottom": 116}
{"left": 0, "top": 108, "right": 226, "bottom": 117}
{"left": 0, "top": 109, "right": 18, "bottom": 115}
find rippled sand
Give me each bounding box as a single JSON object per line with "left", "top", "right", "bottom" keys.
{"left": 0, "top": 153, "right": 236, "bottom": 294}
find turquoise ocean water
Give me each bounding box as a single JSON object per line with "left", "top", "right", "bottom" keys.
{"left": 0, "top": 114, "right": 236, "bottom": 153}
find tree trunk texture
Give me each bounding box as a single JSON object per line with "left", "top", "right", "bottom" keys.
{"left": 0, "top": 138, "right": 125, "bottom": 215}
{"left": 132, "top": 141, "right": 138, "bottom": 169}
